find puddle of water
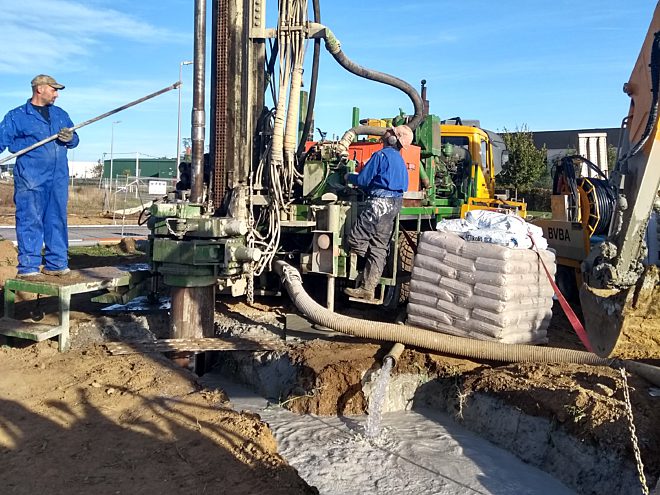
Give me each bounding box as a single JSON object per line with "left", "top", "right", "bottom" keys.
{"left": 201, "top": 373, "right": 575, "bottom": 495}
{"left": 102, "top": 295, "right": 170, "bottom": 312}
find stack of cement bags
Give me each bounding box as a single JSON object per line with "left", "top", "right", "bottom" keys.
{"left": 406, "top": 229, "right": 556, "bottom": 344}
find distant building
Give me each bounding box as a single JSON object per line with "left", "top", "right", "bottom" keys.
{"left": 1, "top": 160, "right": 100, "bottom": 179}
{"left": 69, "top": 161, "right": 99, "bottom": 178}
{"left": 102, "top": 158, "right": 176, "bottom": 179}
{"left": 532, "top": 127, "right": 621, "bottom": 176}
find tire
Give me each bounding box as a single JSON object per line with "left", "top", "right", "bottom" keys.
{"left": 383, "top": 231, "right": 417, "bottom": 310}
{"left": 555, "top": 264, "right": 579, "bottom": 302}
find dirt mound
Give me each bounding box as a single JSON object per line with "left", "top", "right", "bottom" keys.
{"left": 461, "top": 361, "right": 660, "bottom": 474}
{"left": 0, "top": 239, "right": 18, "bottom": 287}
{"left": 0, "top": 342, "right": 316, "bottom": 495}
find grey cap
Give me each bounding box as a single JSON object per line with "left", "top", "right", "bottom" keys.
{"left": 31, "top": 74, "right": 65, "bottom": 90}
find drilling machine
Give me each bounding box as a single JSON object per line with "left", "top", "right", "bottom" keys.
{"left": 146, "top": 0, "right": 524, "bottom": 340}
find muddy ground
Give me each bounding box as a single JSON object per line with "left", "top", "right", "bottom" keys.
{"left": 0, "top": 241, "right": 659, "bottom": 494}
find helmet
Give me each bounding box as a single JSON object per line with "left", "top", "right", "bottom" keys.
{"left": 390, "top": 125, "right": 414, "bottom": 149}
{"left": 441, "top": 142, "right": 454, "bottom": 157}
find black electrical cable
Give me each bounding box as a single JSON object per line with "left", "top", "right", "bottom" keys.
{"left": 553, "top": 156, "right": 580, "bottom": 221}
{"left": 578, "top": 177, "right": 614, "bottom": 236}
{"left": 553, "top": 155, "right": 616, "bottom": 233}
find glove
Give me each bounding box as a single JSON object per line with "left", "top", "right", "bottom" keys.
{"left": 57, "top": 127, "right": 74, "bottom": 143}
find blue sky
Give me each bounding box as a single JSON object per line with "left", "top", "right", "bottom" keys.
{"left": 0, "top": 0, "right": 657, "bottom": 163}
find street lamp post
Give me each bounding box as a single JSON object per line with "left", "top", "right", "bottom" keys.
{"left": 177, "top": 60, "right": 193, "bottom": 180}
{"left": 109, "top": 120, "right": 121, "bottom": 192}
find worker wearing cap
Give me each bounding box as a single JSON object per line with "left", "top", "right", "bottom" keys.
{"left": 344, "top": 125, "right": 413, "bottom": 301}
{"left": 0, "top": 75, "right": 79, "bottom": 278}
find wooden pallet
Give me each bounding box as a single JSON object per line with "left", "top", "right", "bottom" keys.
{"left": 104, "top": 336, "right": 287, "bottom": 355}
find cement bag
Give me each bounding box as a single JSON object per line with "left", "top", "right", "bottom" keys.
{"left": 410, "top": 266, "right": 442, "bottom": 285}
{"left": 473, "top": 282, "right": 554, "bottom": 301}
{"left": 435, "top": 299, "right": 472, "bottom": 321}
{"left": 471, "top": 307, "right": 553, "bottom": 328}
{"left": 413, "top": 253, "right": 458, "bottom": 279}
{"left": 406, "top": 302, "right": 453, "bottom": 326}
{"left": 409, "top": 279, "right": 454, "bottom": 303}
{"left": 473, "top": 250, "right": 555, "bottom": 276}
{"left": 416, "top": 243, "right": 447, "bottom": 262}
{"left": 500, "top": 330, "right": 549, "bottom": 345}
{"left": 474, "top": 258, "right": 540, "bottom": 275}
{"left": 443, "top": 252, "right": 476, "bottom": 273}
{"left": 460, "top": 270, "right": 543, "bottom": 287}
{"left": 438, "top": 276, "right": 474, "bottom": 297}
{"left": 452, "top": 319, "right": 548, "bottom": 344}
{"left": 455, "top": 314, "right": 551, "bottom": 339}
{"left": 464, "top": 210, "right": 549, "bottom": 250}
{"left": 420, "top": 231, "right": 465, "bottom": 255}
{"left": 434, "top": 218, "right": 470, "bottom": 236}
{"left": 461, "top": 241, "right": 531, "bottom": 261}
{"left": 464, "top": 228, "right": 534, "bottom": 249}
{"left": 454, "top": 294, "right": 553, "bottom": 313}
{"left": 406, "top": 314, "right": 468, "bottom": 338}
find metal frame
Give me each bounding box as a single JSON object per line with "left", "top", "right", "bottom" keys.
{"left": 1, "top": 267, "right": 149, "bottom": 351}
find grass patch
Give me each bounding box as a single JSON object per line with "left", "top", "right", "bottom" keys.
{"left": 526, "top": 210, "right": 552, "bottom": 219}
{"left": 69, "top": 244, "right": 144, "bottom": 258}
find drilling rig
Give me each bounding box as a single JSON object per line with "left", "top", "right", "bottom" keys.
{"left": 146, "top": 0, "right": 525, "bottom": 340}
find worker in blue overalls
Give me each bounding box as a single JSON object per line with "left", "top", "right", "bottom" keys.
{"left": 344, "top": 125, "right": 413, "bottom": 301}
{"left": 0, "top": 74, "right": 79, "bottom": 278}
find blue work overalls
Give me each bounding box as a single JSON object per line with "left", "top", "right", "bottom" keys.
{"left": 0, "top": 100, "right": 79, "bottom": 274}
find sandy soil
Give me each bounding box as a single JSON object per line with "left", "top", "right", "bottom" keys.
{"left": 0, "top": 244, "right": 317, "bottom": 494}
{"left": 0, "top": 211, "right": 135, "bottom": 226}
{"left": 0, "top": 343, "right": 316, "bottom": 495}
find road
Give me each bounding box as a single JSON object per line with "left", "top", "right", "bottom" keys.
{"left": 0, "top": 224, "right": 150, "bottom": 245}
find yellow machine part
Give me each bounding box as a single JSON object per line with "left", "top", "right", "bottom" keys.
{"left": 460, "top": 197, "right": 527, "bottom": 218}
{"left": 364, "top": 118, "right": 390, "bottom": 140}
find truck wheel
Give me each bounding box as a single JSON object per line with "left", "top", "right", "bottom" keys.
{"left": 555, "top": 265, "right": 579, "bottom": 302}
{"left": 383, "top": 231, "right": 417, "bottom": 310}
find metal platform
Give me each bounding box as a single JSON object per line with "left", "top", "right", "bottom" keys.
{"left": 1, "top": 265, "right": 150, "bottom": 351}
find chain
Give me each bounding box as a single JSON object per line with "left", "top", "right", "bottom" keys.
{"left": 246, "top": 263, "right": 255, "bottom": 306}
{"left": 619, "top": 368, "right": 649, "bottom": 495}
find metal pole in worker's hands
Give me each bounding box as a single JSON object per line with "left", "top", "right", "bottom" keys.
{"left": 0, "top": 82, "right": 181, "bottom": 166}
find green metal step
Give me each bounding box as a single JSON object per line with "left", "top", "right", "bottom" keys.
{"left": 0, "top": 317, "right": 62, "bottom": 342}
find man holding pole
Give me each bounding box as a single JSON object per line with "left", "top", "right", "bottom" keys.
{"left": 0, "top": 74, "right": 79, "bottom": 278}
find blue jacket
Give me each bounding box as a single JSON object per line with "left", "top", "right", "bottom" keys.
{"left": 0, "top": 100, "right": 79, "bottom": 185}
{"left": 348, "top": 146, "right": 408, "bottom": 198}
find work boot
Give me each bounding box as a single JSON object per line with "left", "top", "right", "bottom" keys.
{"left": 42, "top": 268, "right": 71, "bottom": 277}
{"left": 17, "top": 272, "right": 40, "bottom": 279}
{"left": 344, "top": 286, "right": 376, "bottom": 301}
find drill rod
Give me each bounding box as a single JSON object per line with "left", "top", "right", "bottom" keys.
{"left": 0, "top": 82, "right": 181, "bottom": 165}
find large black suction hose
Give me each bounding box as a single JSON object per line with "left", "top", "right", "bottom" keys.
{"left": 273, "top": 260, "right": 660, "bottom": 386}
{"left": 320, "top": 28, "right": 424, "bottom": 154}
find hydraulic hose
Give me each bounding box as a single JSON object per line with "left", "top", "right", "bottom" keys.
{"left": 296, "top": 0, "right": 321, "bottom": 161}
{"left": 626, "top": 31, "right": 660, "bottom": 160}
{"left": 274, "top": 260, "right": 660, "bottom": 386}
{"left": 317, "top": 26, "right": 424, "bottom": 154}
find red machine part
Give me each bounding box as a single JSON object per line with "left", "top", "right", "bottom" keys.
{"left": 348, "top": 142, "right": 421, "bottom": 193}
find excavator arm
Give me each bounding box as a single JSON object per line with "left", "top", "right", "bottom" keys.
{"left": 580, "top": 1, "right": 660, "bottom": 358}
